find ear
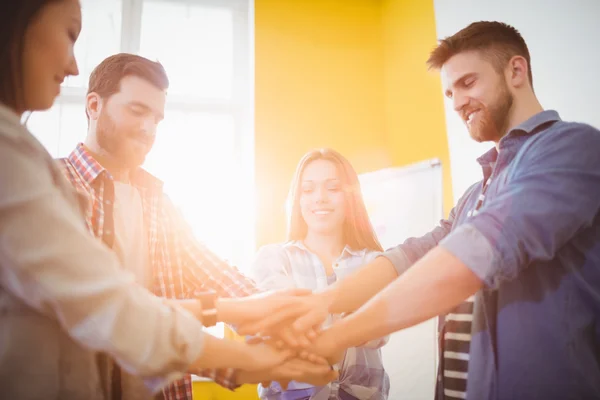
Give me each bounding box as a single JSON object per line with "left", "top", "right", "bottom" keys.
{"left": 86, "top": 92, "right": 103, "bottom": 121}
{"left": 506, "top": 55, "right": 529, "bottom": 89}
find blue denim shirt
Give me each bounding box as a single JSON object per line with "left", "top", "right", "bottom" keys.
{"left": 382, "top": 110, "right": 600, "bottom": 399}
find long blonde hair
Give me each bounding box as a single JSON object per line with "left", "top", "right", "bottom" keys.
{"left": 286, "top": 148, "right": 383, "bottom": 252}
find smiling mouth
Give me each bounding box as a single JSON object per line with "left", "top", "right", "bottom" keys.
{"left": 465, "top": 110, "right": 480, "bottom": 126}
{"left": 313, "top": 210, "right": 333, "bottom": 215}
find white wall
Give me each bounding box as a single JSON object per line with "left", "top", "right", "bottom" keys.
{"left": 360, "top": 160, "right": 443, "bottom": 399}
{"left": 433, "top": 0, "right": 600, "bottom": 203}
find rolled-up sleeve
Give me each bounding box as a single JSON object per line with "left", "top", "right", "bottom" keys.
{"left": 0, "top": 135, "right": 206, "bottom": 385}
{"left": 380, "top": 193, "right": 471, "bottom": 275}
{"left": 440, "top": 124, "right": 600, "bottom": 289}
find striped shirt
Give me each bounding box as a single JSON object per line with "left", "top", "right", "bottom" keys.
{"left": 57, "top": 143, "right": 259, "bottom": 400}
{"left": 441, "top": 296, "right": 474, "bottom": 399}
{"left": 250, "top": 241, "right": 390, "bottom": 400}
{"left": 442, "top": 173, "right": 492, "bottom": 399}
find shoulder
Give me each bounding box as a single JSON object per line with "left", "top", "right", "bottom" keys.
{"left": 254, "top": 242, "right": 289, "bottom": 260}
{"left": 520, "top": 120, "right": 600, "bottom": 166}
{"left": 529, "top": 120, "right": 600, "bottom": 150}
{"left": 358, "top": 249, "right": 381, "bottom": 264}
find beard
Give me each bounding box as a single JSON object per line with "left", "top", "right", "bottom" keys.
{"left": 96, "top": 111, "right": 154, "bottom": 169}
{"left": 467, "top": 80, "right": 514, "bottom": 143}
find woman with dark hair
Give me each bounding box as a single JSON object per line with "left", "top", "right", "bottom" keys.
{"left": 250, "top": 149, "right": 390, "bottom": 400}
{"left": 0, "top": 2, "right": 319, "bottom": 399}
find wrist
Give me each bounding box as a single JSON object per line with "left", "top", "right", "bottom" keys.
{"left": 215, "top": 297, "right": 237, "bottom": 324}
{"left": 317, "top": 287, "right": 339, "bottom": 314}
{"left": 235, "top": 369, "right": 264, "bottom": 384}
{"left": 197, "top": 291, "right": 218, "bottom": 327}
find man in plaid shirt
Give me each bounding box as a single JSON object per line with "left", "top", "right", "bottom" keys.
{"left": 56, "top": 53, "right": 320, "bottom": 400}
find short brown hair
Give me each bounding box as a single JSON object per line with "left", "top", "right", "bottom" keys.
{"left": 87, "top": 53, "right": 169, "bottom": 109}
{"left": 287, "top": 148, "right": 383, "bottom": 253}
{"left": 427, "top": 21, "right": 533, "bottom": 87}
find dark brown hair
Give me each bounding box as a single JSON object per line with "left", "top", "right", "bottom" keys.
{"left": 86, "top": 53, "right": 169, "bottom": 117}
{"left": 0, "top": 0, "right": 59, "bottom": 111}
{"left": 427, "top": 21, "right": 533, "bottom": 87}
{"left": 287, "top": 148, "right": 383, "bottom": 252}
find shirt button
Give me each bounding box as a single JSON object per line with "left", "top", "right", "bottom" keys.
{"left": 105, "top": 200, "right": 112, "bottom": 205}
{"left": 105, "top": 230, "right": 112, "bottom": 235}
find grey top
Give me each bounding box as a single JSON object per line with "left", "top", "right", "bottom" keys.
{"left": 0, "top": 104, "right": 205, "bottom": 399}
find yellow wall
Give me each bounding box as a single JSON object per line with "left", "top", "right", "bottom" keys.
{"left": 382, "top": 0, "right": 453, "bottom": 213}
{"left": 254, "top": 0, "right": 452, "bottom": 249}
{"left": 254, "top": 0, "right": 391, "bottom": 246}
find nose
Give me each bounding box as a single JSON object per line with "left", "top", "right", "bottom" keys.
{"left": 452, "top": 91, "right": 469, "bottom": 113}
{"left": 66, "top": 55, "right": 79, "bottom": 78}
{"left": 315, "top": 186, "right": 329, "bottom": 203}
{"left": 140, "top": 117, "right": 157, "bottom": 137}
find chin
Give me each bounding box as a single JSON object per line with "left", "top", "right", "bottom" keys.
{"left": 29, "top": 96, "right": 57, "bottom": 112}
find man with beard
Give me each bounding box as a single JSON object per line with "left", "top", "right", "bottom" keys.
{"left": 266, "top": 21, "right": 600, "bottom": 400}
{"left": 57, "top": 53, "right": 334, "bottom": 400}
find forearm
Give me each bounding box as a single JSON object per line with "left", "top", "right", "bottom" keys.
{"left": 189, "top": 334, "right": 252, "bottom": 371}
{"left": 330, "top": 247, "right": 482, "bottom": 349}
{"left": 324, "top": 256, "right": 398, "bottom": 314}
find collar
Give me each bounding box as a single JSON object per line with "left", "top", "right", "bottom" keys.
{"left": 284, "top": 240, "right": 366, "bottom": 258}
{"left": 67, "top": 143, "right": 164, "bottom": 190}
{"left": 476, "top": 110, "right": 562, "bottom": 167}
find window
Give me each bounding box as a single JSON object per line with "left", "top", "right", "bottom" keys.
{"left": 26, "top": 0, "right": 255, "bottom": 340}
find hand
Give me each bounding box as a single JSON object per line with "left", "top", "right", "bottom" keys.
{"left": 237, "top": 358, "right": 339, "bottom": 387}
{"left": 270, "top": 321, "right": 320, "bottom": 349}
{"left": 164, "top": 299, "right": 203, "bottom": 321}
{"left": 246, "top": 335, "right": 328, "bottom": 366}
{"left": 236, "top": 291, "right": 334, "bottom": 338}
{"left": 302, "top": 325, "right": 345, "bottom": 365}
{"left": 219, "top": 289, "right": 314, "bottom": 334}
{"left": 237, "top": 341, "right": 295, "bottom": 372}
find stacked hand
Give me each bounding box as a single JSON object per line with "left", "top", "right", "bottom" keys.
{"left": 175, "top": 289, "right": 347, "bottom": 387}
{"left": 221, "top": 290, "right": 348, "bottom": 385}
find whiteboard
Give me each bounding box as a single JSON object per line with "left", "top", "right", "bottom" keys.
{"left": 359, "top": 159, "right": 443, "bottom": 400}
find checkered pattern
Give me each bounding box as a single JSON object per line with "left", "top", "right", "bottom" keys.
{"left": 58, "top": 143, "right": 259, "bottom": 400}
{"left": 250, "top": 242, "right": 390, "bottom": 400}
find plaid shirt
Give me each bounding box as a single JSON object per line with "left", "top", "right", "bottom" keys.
{"left": 250, "top": 242, "right": 390, "bottom": 400}
{"left": 57, "top": 143, "right": 259, "bottom": 400}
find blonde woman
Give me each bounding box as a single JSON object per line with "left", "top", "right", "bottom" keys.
{"left": 251, "top": 149, "right": 390, "bottom": 400}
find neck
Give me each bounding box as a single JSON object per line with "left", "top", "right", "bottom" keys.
{"left": 303, "top": 230, "right": 345, "bottom": 260}
{"left": 495, "top": 91, "right": 544, "bottom": 150}
{"left": 83, "top": 139, "right": 132, "bottom": 184}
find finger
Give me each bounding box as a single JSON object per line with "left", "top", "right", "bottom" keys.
{"left": 280, "top": 288, "right": 312, "bottom": 297}
{"left": 245, "top": 336, "right": 264, "bottom": 345}
{"left": 293, "top": 309, "right": 327, "bottom": 333}
{"left": 306, "top": 326, "right": 319, "bottom": 339}
{"left": 240, "top": 305, "right": 310, "bottom": 335}
{"left": 296, "top": 331, "right": 312, "bottom": 348}
{"left": 277, "top": 326, "right": 299, "bottom": 348}
{"left": 260, "top": 381, "right": 271, "bottom": 387}
{"left": 283, "top": 358, "right": 330, "bottom": 374}
{"left": 305, "top": 352, "right": 328, "bottom": 365}
{"left": 280, "top": 380, "right": 291, "bottom": 390}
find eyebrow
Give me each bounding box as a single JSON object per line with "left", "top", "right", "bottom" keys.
{"left": 445, "top": 72, "right": 477, "bottom": 98}
{"left": 128, "top": 101, "right": 164, "bottom": 120}
{"left": 301, "top": 178, "right": 341, "bottom": 183}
